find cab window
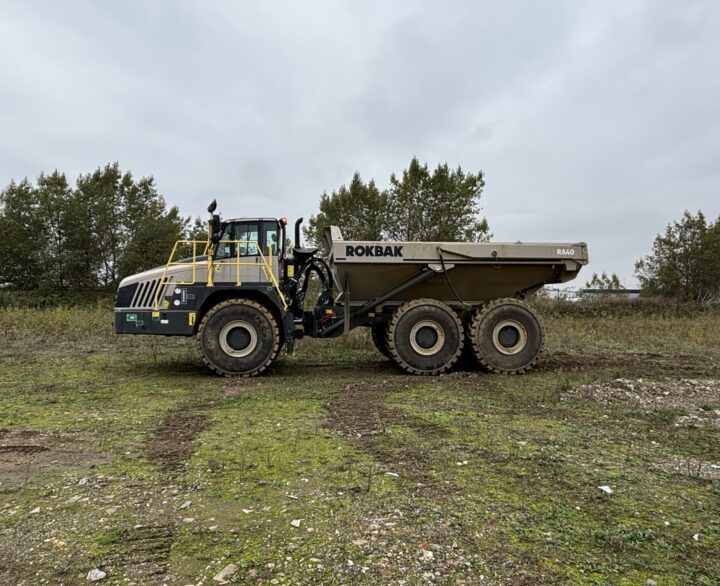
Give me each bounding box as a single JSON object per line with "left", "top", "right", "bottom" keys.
{"left": 263, "top": 223, "right": 279, "bottom": 256}
{"left": 235, "top": 222, "right": 259, "bottom": 256}
{"left": 215, "top": 224, "right": 236, "bottom": 259}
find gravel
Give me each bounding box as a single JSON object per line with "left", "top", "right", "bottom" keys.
{"left": 563, "top": 378, "right": 720, "bottom": 426}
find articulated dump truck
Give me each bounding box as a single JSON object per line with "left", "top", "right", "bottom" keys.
{"left": 114, "top": 202, "right": 588, "bottom": 376}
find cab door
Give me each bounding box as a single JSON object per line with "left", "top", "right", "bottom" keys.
{"left": 234, "top": 221, "right": 262, "bottom": 283}
{"left": 213, "top": 221, "right": 280, "bottom": 285}
{"left": 212, "top": 221, "right": 260, "bottom": 284}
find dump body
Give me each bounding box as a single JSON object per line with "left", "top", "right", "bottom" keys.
{"left": 325, "top": 226, "right": 588, "bottom": 305}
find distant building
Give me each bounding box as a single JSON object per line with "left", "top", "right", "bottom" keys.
{"left": 580, "top": 288, "right": 642, "bottom": 300}
{"left": 542, "top": 287, "right": 582, "bottom": 301}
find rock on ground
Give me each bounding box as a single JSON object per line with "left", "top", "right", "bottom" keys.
{"left": 86, "top": 568, "right": 106, "bottom": 581}
{"left": 213, "top": 563, "right": 239, "bottom": 583}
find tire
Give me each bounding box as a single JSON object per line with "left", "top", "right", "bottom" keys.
{"left": 371, "top": 322, "right": 391, "bottom": 358}
{"left": 197, "top": 299, "right": 280, "bottom": 376}
{"left": 386, "top": 299, "right": 463, "bottom": 375}
{"left": 468, "top": 298, "right": 544, "bottom": 374}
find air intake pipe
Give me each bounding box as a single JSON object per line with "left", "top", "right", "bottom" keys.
{"left": 294, "top": 217, "right": 303, "bottom": 249}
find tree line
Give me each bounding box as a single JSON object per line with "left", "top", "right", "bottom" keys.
{"left": 0, "top": 163, "right": 196, "bottom": 293}
{"left": 304, "top": 157, "right": 490, "bottom": 248}
{"left": 0, "top": 159, "right": 716, "bottom": 305}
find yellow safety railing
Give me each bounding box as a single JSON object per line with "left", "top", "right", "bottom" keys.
{"left": 153, "top": 239, "right": 287, "bottom": 310}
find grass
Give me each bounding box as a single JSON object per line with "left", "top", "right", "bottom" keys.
{"left": 0, "top": 305, "right": 719, "bottom": 584}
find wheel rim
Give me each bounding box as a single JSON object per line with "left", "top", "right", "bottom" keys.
{"left": 219, "top": 320, "right": 258, "bottom": 358}
{"left": 491, "top": 319, "right": 527, "bottom": 355}
{"left": 409, "top": 320, "right": 445, "bottom": 356}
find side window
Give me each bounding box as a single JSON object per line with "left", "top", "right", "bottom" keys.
{"left": 263, "top": 223, "right": 279, "bottom": 256}
{"left": 215, "top": 225, "right": 235, "bottom": 259}
{"left": 235, "top": 223, "right": 259, "bottom": 256}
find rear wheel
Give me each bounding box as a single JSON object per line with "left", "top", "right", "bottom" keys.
{"left": 197, "top": 299, "right": 280, "bottom": 376}
{"left": 371, "top": 322, "right": 391, "bottom": 358}
{"left": 386, "top": 299, "right": 463, "bottom": 375}
{"left": 468, "top": 298, "right": 543, "bottom": 374}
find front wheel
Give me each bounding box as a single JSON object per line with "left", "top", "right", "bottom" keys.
{"left": 197, "top": 299, "right": 280, "bottom": 376}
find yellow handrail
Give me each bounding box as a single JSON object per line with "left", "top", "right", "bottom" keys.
{"left": 153, "top": 239, "right": 287, "bottom": 310}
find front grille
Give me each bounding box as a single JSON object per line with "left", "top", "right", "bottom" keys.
{"left": 131, "top": 279, "right": 158, "bottom": 308}
{"left": 127, "top": 276, "right": 175, "bottom": 308}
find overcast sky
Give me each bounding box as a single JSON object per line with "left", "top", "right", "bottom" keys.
{"left": 1, "top": 1, "right": 718, "bottom": 286}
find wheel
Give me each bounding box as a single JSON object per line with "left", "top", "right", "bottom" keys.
{"left": 197, "top": 299, "right": 280, "bottom": 376}
{"left": 371, "top": 322, "right": 391, "bottom": 358}
{"left": 468, "top": 298, "right": 544, "bottom": 374}
{"left": 386, "top": 299, "right": 463, "bottom": 375}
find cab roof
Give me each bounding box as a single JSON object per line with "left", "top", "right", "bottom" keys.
{"left": 223, "top": 217, "right": 279, "bottom": 223}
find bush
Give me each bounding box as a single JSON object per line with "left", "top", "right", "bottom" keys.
{"left": 530, "top": 295, "right": 716, "bottom": 319}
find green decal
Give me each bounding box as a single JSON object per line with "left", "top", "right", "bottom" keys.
{"left": 126, "top": 314, "right": 137, "bottom": 322}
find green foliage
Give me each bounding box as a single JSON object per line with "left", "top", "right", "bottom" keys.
{"left": 635, "top": 211, "right": 720, "bottom": 303}
{"left": 305, "top": 157, "right": 490, "bottom": 247}
{"left": 305, "top": 172, "right": 387, "bottom": 249}
{"left": 186, "top": 216, "right": 210, "bottom": 242}
{"left": 585, "top": 271, "right": 624, "bottom": 290}
{"left": 0, "top": 178, "right": 46, "bottom": 289}
{"left": 386, "top": 157, "right": 489, "bottom": 242}
{"left": 0, "top": 163, "right": 189, "bottom": 292}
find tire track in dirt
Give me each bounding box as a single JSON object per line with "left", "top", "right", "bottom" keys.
{"left": 107, "top": 384, "right": 252, "bottom": 582}
{"left": 536, "top": 350, "right": 720, "bottom": 376}
{"left": 0, "top": 429, "right": 106, "bottom": 487}
{"left": 326, "top": 381, "right": 455, "bottom": 493}
{"left": 100, "top": 524, "right": 176, "bottom": 582}
{"left": 145, "top": 409, "right": 210, "bottom": 473}
{"left": 144, "top": 383, "right": 252, "bottom": 473}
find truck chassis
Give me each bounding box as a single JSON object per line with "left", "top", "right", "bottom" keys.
{"left": 115, "top": 205, "right": 588, "bottom": 376}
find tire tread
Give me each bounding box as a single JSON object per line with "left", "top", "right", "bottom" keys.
{"left": 196, "top": 298, "right": 280, "bottom": 377}
{"left": 386, "top": 298, "right": 464, "bottom": 375}
{"left": 468, "top": 297, "right": 544, "bottom": 374}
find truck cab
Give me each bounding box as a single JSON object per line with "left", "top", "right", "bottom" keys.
{"left": 212, "top": 218, "right": 284, "bottom": 284}
{"left": 114, "top": 215, "right": 289, "bottom": 341}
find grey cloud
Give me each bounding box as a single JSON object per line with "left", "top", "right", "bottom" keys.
{"left": 1, "top": 0, "right": 718, "bottom": 286}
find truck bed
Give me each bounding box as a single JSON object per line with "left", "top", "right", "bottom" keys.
{"left": 325, "top": 227, "right": 588, "bottom": 305}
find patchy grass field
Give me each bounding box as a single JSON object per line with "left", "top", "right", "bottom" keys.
{"left": 1, "top": 306, "right": 719, "bottom": 585}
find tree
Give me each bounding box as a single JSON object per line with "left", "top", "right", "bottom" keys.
{"left": 635, "top": 210, "right": 720, "bottom": 302}
{"left": 305, "top": 173, "right": 388, "bottom": 249}
{"left": 0, "top": 179, "right": 45, "bottom": 289}
{"left": 386, "top": 158, "right": 489, "bottom": 242}
{"left": 186, "top": 217, "right": 210, "bottom": 242}
{"left": 0, "top": 163, "right": 188, "bottom": 293}
{"left": 119, "top": 205, "right": 188, "bottom": 278}
{"left": 74, "top": 163, "right": 189, "bottom": 287}
{"left": 35, "top": 171, "right": 74, "bottom": 289}
{"left": 584, "top": 271, "right": 624, "bottom": 290}
{"left": 305, "top": 158, "right": 490, "bottom": 247}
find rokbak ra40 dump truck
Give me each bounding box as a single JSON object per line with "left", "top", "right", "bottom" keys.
{"left": 114, "top": 202, "right": 588, "bottom": 376}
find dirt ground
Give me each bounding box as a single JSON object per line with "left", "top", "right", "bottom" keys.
{"left": 1, "top": 307, "right": 719, "bottom": 584}
{"left": 563, "top": 378, "right": 720, "bottom": 426}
